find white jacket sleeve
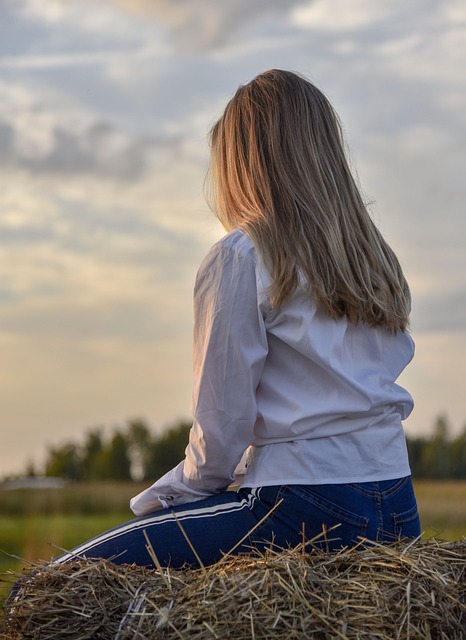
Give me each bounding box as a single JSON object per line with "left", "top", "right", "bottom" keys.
{"left": 130, "top": 236, "right": 268, "bottom": 516}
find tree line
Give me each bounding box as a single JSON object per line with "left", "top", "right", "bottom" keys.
{"left": 20, "top": 414, "right": 466, "bottom": 482}
{"left": 407, "top": 415, "right": 466, "bottom": 480}
{"left": 39, "top": 419, "right": 191, "bottom": 483}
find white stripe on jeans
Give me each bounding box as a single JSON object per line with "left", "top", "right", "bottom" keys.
{"left": 54, "top": 487, "right": 261, "bottom": 564}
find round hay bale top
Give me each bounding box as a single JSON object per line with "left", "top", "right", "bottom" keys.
{"left": 2, "top": 539, "right": 465, "bottom": 639}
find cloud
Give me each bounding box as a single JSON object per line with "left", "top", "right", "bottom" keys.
{"left": 403, "top": 330, "right": 466, "bottom": 436}
{"left": 291, "top": 0, "right": 456, "bottom": 37}
{"left": 0, "top": 104, "right": 181, "bottom": 181}
{"left": 0, "top": 44, "right": 166, "bottom": 70}
{"left": 0, "top": 292, "right": 189, "bottom": 342}
{"left": 9, "top": 0, "right": 307, "bottom": 54}
{"left": 412, "top": 289, "right": 466, "bottom": 335}
{"left": 14, "top": 0, "right": 154, "bottom": 43}
{"left": 291, "top": 0, "right": 398, "bottom": 30}
{"left": 0, "top": 120, "right": 14, "bottom": 150}
{"left": 108, "top": 0, "right": 308, "bottom": 50}
{"left": 23, "top": 121, "right": 178, "bottom": 180}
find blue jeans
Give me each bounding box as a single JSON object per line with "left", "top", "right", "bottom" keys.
{"left": 55, "top": 476, "right": 420, "bottom": 568}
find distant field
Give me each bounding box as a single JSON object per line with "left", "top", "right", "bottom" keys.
{"left": 1, "top": 480, "right": 465, "bottom": 605}
{"left": 413, "top": 480, "right": 466, "bottom": 541}
{"left": 0, "top": 481, "right": 141, "bottom": 604}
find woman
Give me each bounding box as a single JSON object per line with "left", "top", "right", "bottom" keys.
{"left": 56, "top": 69, "right": 420, "bottom": 568}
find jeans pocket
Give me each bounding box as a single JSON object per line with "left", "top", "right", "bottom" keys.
{"left": 287, "top": 485, "right": 368, "bottom": 548}
{"left": 392, "top": 504, "right": 421, "bottom": 539}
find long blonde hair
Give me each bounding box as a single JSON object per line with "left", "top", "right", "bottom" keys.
{"left": 208, "top": 69, "right": 410, "bottom": 332}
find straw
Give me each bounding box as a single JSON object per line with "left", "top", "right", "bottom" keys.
{"left": 2, "top": 538, "right": 464, "bottom": 639}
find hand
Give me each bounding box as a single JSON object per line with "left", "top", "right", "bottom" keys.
{"left": 148, "top": 500, "right": 165, "bottom": 513}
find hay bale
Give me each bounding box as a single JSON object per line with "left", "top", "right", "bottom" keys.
{"left": 2, "top": 539, "right": 465, "bottom": 639}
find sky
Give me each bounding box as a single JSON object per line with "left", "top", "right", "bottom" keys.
{"left": 1, "top": 0, "right": 465, "bottom": 477}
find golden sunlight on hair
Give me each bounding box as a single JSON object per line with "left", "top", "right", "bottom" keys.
{"left": 207, "top": 69, "right": 410, "bottom": 333}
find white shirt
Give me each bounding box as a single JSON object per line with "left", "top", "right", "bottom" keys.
{"left": 131, "top": 229, "right": 414, "bottom": 516}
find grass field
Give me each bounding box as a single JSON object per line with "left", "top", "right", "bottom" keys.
{"left": 1, "top": 480, "right": 465, "bottom": 605}
{"left": 413, "top": 480, "right": 466, "bottom": 540}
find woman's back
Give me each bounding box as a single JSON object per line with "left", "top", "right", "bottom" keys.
{"left": 194, "top": 228, "right": 414, "bottom": 487}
